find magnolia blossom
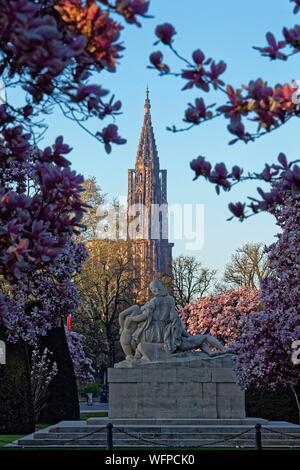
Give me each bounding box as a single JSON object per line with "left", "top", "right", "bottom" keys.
{"left": 180, "top": 287, "right": 261, "bottom": 346}
{"left": 190, "top": 152, "right": 300, "bottom": 219}
{"left": 234, "top": 190, "right": 300, "bottom": 391}
{"left": 3, "top": 241, "right": 88, "bottom": 344}
{"left": 148, "top": 1, "right": 300, "bottom": 148}
{"left": 0, "top": 118, "right": 88, "bottom": 343}
{"left": 66, "top": 329, "right": 95, "bottom": 385}
{"left": 0, "top": 0, "right": 152, "bottom": 152}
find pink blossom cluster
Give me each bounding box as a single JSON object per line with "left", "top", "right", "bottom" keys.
{"left": 234, "top": 191, "right": 300, "bottom": 389}
{"left": 149, "top": 29, "right": 299, "bottom": 144}
{"left": 0, "top": 1, "right": 150, "bottom": 152}
{"left": 3, "top": 241, "right": 88, "bottom": 344}
{"left": 218, "top": 81, "right": 298, "bottom": 145}
{"left": 180, "top": 287, "right": 261, "bottom": 346}
{"left": 66, "top": 329, "right": 95, "bottom": 385}
{"left": 0, "top": 110, "right": 89, "bottom": 342}
{"left": 190, "top": 152, "right": 300, "bottom": 220}
{"left": 0, "top": 1, "right": 150, "bottom": 347}
{"left": 254, "top": 1, "right": 300, "bottom": 60}
{"left": 148, "top": 2, "right": 300, "bottom": 145}
{"left": 0, "top": 126, "right": 85, "bottom": 282}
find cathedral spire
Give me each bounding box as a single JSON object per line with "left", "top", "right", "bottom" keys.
{"left": 127, "top": 91, "right": 173, "bottom": 290}
{"left": 136, "top": 87, "right": 158, "bottom": 163}
{"left": 144, "top": 86, "right": 151, "bottom": 114}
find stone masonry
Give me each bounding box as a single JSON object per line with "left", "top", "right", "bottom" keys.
{"left": 108, "top": 354, "right": 245, "bottom": 419}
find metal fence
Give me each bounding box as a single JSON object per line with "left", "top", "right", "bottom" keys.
{"left": 4, "top": 422, "right": 300, "bottom": 449}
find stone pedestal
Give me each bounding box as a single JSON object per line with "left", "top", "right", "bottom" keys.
{"left": 108, "top": 353, "right": 245, "bottom": 419}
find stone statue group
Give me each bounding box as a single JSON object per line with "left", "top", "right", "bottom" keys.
{"left": 119, "top": 280, "right": 231, "bottom": 362}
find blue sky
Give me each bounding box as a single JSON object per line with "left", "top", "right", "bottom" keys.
{"left": 22, "top": 0, "right": 300, "bottom": 276}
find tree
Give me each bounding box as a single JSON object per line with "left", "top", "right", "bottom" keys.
{"left": 171, "top": 255, "right": 216, "bottom": 309}
{"left": 180, "top": 287, "right": 261, "bottom": 346}
{"left": 74, "top": 239, "right": 140, "bottom": 371}
{"left": 234, "top": 190, "right": 300, "bottom": 423}
{"left": 222, "top": 243, "right": 269, "bottom": 289}
{"left": 79, "top": 177, "right": 106, "bottom": 241}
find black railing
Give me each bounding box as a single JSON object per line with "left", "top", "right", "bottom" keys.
{"left": 11, "top": 422, "right": 300, "bottom": 450}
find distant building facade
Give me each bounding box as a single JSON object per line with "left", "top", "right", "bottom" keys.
{"left": 127, "top": 90, "right": 173, "bottom": 291}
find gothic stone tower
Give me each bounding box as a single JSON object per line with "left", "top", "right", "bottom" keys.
{"left": 127, "top": 90, "right": 173, "bottom": 291}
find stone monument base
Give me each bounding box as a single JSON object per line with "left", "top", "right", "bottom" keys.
{"left": 108, "top": 352, "right": 245, "bottom": 419}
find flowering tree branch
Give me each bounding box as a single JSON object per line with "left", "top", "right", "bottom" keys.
{"left": 0, "top": 0, "right": 151, "bottom": 154}
{"left": 148, "top": 2, "right": 300, "bottom": 145}
{"left": 190, "top": 152, "right": 300, "bottom": 221}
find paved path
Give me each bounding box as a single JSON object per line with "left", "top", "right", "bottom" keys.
{"left": 80, "top": 402, "right": 108, "bottom": 413}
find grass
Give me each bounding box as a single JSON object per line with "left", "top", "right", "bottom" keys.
{"left": 0, "top": 435, "right": 24, "bottom": 449}
{"left": 80, "top": 412, "right": 108, "bottom": 421}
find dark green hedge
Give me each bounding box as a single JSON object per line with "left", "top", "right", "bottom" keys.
{"left": 246, "top": 384, "right": 300, "bottom": 424}
{"left": 38, "top": 325, "right": 80, "bottom": 424}
{"left": 0, "top": 326, "right": 34, "bottom": 434}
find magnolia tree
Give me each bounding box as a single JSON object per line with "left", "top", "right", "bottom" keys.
{"left": 234, "top": 190, "right": 300, "bottom": 422}
{"left": 180, "top": 287, "right": 261, "bottom": 346}
{"left": 0, "top": 0, "right": 151, "bottom": 340}
{"left": 66, "top": 330, "right": 95, "bottom": 385}
{"left": 0, "top": 131, "right": 88, "bottom": 343}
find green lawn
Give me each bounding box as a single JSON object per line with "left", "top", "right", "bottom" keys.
{"left": 0, "top": 435, "right": 24, "bottom": 449}
{"left": 80, "top": 412, "right": 108, "bottom": 420}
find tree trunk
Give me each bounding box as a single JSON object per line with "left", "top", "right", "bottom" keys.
{"left": 106, "top": 324, "right": 116, "bottom": 368}
{"left": 0, "top": 326, "right": 34, "bottom": 434}
{"left": 107, "top": 337, "right": 116, "bottom": 368}
{"left": 38, "top": 325, "right": 80, "bottom": 424}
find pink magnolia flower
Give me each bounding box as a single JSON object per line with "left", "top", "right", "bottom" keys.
{"left": 228, "top": 202, "right": 246, "bottom": 220}
{"left": 115, "top": 0, "right": 150, "bottom": 26}
{"left": 149, "top": 51, "right": 170, "bottom": 73}
{"left": 291, "top": 0, "right": 300, "bottom": 14}
{"left": 97, "top": 124, "right": 127, "bottom": 154}
{"left": 155, "top": 23, "right": 176, "bottom": 45}
{"left": 254, "top": 32, "right": 287, "bottom": 60}
{"left": 184, "top": 98, "right": 213, "bottom": 124}
{"left": 190, "top": 156, "right": 212, "bottom": 179}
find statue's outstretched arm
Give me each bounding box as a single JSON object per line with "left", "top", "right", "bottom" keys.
{"left": 119, "top": 305, "right": 140, "bottom": 328}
